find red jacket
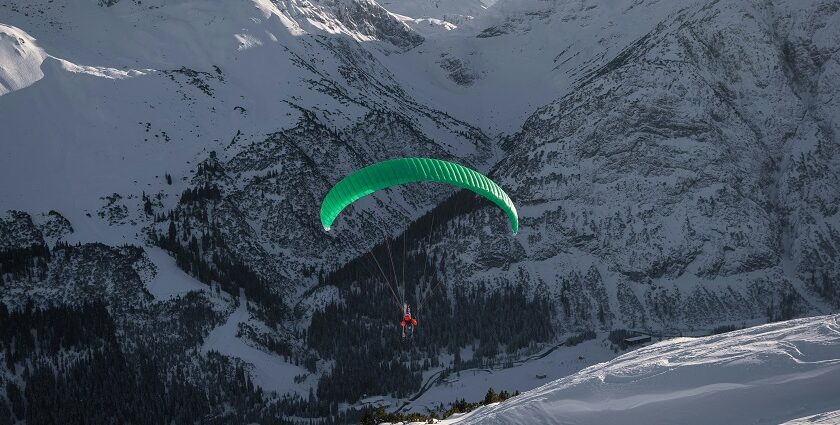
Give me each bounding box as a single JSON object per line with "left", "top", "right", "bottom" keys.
{"left": 401, "top": 314, "right": 418, "bottom": 327}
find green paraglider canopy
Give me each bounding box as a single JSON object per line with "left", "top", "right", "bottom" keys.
{"left": 320, "top": 158, "right": 518, "bottom": 234}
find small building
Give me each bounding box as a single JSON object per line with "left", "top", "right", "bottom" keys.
{"left": 624, "top": 335, "right": 652, "bottom": 346}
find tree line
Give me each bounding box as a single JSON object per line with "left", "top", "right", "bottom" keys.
{"left": 0, "top": 301, "right": 363, "bottom": 424}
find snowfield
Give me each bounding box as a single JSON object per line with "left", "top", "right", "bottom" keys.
{"left": 445, "top": 315, "right": 840, "bottom": 425}
{"left": 0, "top": 24, "right": 46, "bottom": 95}
{"left": 142, "top": 246, "right": 209, "bottom": 300}
{"left": 401, "top": 338, "right": 617, "bottom": 415}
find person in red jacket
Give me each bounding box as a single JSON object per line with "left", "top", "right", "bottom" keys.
{"left": 400, "top": 303, "right": 418, "bottom": 338}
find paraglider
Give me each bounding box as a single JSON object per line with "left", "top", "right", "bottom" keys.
{"left": 319, "top": 158, "right": 518, "bottom": 338}
{"left": 320, "top": 157, "right": 518, "bottom": 234}
{"left": 400, "top": 303, "right": 418, "bottom": 338}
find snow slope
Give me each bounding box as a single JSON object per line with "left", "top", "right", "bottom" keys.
{"left": 380, "top": 0, "right": 495, "bottom": 33}
{"left": 0, "top": 24, "right": 46, "bottom": 95}
{"left": 381, "top": 0, "right": 493, "bottom": 20}
{"left": 201, "top": 290, "right": 312, "bottom": 395}
{"left": 783, "top": 410, "right": 840, "bottom": 425}
{"left": 401, "top": 338, "right": 616, "bottom": 414}
{"left": 143, "top": 246, "right": 208, "bottom": 300}
{"left": 448, "top": 315, "right": 840, "bottom": 425}
{"left": 384, "top": 0, "right": 692, "bottom": 133}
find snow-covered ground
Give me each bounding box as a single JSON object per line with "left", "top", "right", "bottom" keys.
{"left": 201, "top": 290, "right": 312, "bottom": 395}
{"left": 444, "top": 315, "right": 840, "bottom": 425}
{"left": 381, "top": 0, "right": 493, "bottom": 19}
{"left": 383, "top": 0, "right": 692, "bottom": 134}
{"left": 0, "top": 23, "right": 47, "bottom": 95}
{"left": 402, "top": 338, "right": 617, "bottom": 414}
{"left": 783, "top": 410, "right": 840, "bottom": 424}
{"left": 143, "top": 246, "right": 208, "bottom": 300}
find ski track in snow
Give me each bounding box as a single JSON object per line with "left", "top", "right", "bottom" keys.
{"left": 783, "top": 409, "right": 840, "bottom": 424}
{"left": 443, "top": 315, "right": 840, "bottom": 425}
{"left": 201, "top": 290, "right": 311, "bottom": 395}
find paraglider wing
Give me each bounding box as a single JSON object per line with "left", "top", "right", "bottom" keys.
{"left": 320, "top": 158, "right": 518, "bottom": 234}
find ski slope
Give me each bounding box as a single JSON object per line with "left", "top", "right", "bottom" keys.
{"left": 445, "top": 315, "right": 840, "bottom": 425}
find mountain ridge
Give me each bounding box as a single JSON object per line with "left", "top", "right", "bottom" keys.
{"left": 1, "top": 0, "right": 839, "bottom": 420}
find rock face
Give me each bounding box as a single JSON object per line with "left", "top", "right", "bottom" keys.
{"left": 425, "top": 0, "right": 840, "bottom": 331}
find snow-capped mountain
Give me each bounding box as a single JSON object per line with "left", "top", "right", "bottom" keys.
{"left": 381, "top": 0, "right": 494, "bottom": 34}
{"left": 0, "top": 0, "right": 494, "bottom": 420}
{"left": 446, "top": 314, "right": 840, "bottom": 425}
{"left": 1, "top": 0, "right": 839, "bottom": 421}
{"left": 0, "top": 0, "right": 493, "bottom": 291}
{"left": 392, "top": 0, "right": 840, "bottom": 334}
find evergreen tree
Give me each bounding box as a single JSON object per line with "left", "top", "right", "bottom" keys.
{"left": 484, "top": 388, "right": 498, "bottom": 405}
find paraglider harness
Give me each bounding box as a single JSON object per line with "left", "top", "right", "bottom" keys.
{"left": 400, "top": 303, "right": 418, "bottom": 338}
